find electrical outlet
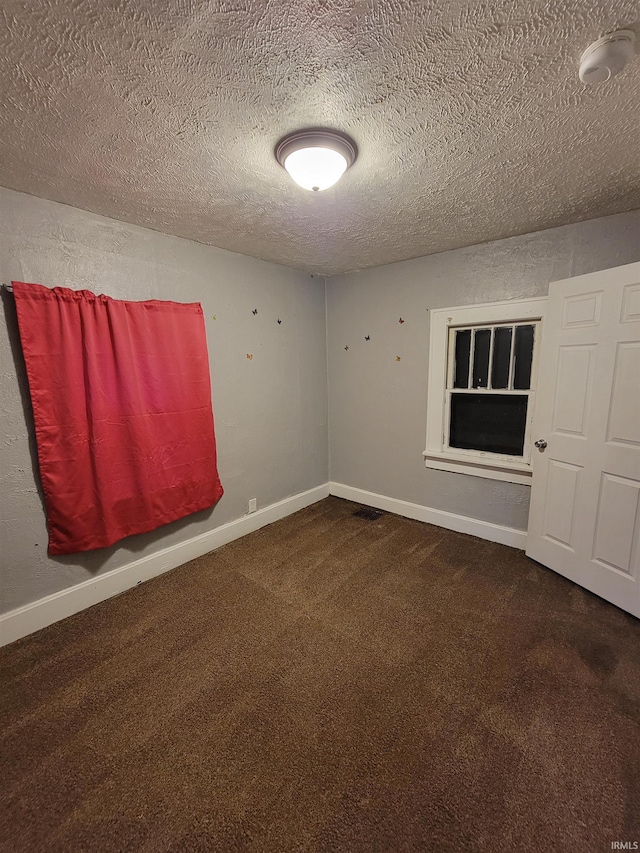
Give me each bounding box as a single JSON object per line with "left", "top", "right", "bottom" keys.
{"left": 248, "top": 498, "right": 257, "bottom": 514}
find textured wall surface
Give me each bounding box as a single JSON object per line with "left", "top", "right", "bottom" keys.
{"left": 0, "top": 188, "right": 328, "bottom": 613}
{"left": 326, "top": 209, "right": 640, "bottom": 529}
{"left": 1, "top": 1, "right": 639, "bottom": 275}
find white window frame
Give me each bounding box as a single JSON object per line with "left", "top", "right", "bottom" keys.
{"left": 424, "top": 297, "right": 547, "bottom": 485}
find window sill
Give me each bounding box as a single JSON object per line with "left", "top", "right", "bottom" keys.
{"left": 423, "top": 450, "right": 533, "bottom": 485}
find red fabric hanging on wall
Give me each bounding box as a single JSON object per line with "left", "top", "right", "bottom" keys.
{"left": 13, "top": 282, "right": 223, "bottom": 555}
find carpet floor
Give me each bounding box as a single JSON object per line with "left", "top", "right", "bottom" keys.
{"left": 1, "top": 496, "right": 639, "bottom": 852}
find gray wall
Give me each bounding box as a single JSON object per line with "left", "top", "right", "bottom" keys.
{"left": 2, "top": 189, "right": 639, "bottom": 615}
{"left": 0, "top": 188, "right": 328, "bottom": 613}
{"left": 326, "top": 209, "right": 640, "bottom": 531}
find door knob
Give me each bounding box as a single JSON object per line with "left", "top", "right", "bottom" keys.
{"left": 534, "top": 439, "right": 547, "bottom": 451}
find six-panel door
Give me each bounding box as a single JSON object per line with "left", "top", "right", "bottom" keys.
{"left": 527, "top": 262, "right": 640, "bottom": 618}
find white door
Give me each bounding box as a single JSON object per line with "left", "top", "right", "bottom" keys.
{"left": 527, "top": 262, "right": 640, "bottom": 618}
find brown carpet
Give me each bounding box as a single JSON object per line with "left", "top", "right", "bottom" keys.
{"left": 1, "top": 496, "right": 639, "bottom": 852}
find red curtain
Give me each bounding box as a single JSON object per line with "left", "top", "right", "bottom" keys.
{"left": 13, "top": 282, "right": 223, "bottom": 555}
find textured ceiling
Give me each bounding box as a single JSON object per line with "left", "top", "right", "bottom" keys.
{"left": 1, "top": 1, "right": 639, "bottom": 276}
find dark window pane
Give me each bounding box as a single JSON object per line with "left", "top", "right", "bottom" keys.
{"left": 449, "top": 393, "right": 528, "bottom": 456}
{"left": 513, "top": 325, "right": 535, "bottom": 390}
{"left": 453, "top": 329, "right": 471, "bottom": 388}
{"left": 491, "top": 326, "right": 512, "bottom": 389}
{"left": 472, "top": 329, "right": 491, "bottom": 388}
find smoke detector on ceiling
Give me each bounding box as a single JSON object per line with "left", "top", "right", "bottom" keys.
{"left": 579, "top": 30, "right": 635, "bottom": 85}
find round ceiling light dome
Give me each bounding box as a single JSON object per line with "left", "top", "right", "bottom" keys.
{"left": 275, "top": 128, "right": 358, "bottom": 192}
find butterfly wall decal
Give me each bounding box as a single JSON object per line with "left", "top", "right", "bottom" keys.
{"left": 399, "top": 318, "right": 405, "bottom": 324}
{"left": 365, "top": 335, "right": 370, "bottom": 341}
{"left": 252, "top": 308, "right": 258, "bottom": 315}
{"left": 344, "top": 345, "right": 349, "bottom": 351}
{"left": 246, "top": 354, "right": 253, "bottom": 360}
{"left": 396, "top": 356, "right": 401, "bottom": 362}
{"left": 277, "top": 319, "right": 282, "bottom": 324}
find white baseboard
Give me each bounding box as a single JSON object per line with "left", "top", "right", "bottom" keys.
{"left": 0, "top": 483, "right": 330, "bottom": 647}
{"left": 329, "top": 482, "right": 527, "bottom": 550}
{"left": 1, "top": 481, "right": 525, "bottom": 647}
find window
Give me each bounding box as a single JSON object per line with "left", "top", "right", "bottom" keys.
{"left": 424, "top": 298, "right": 546, "bottom": 484}
{"left": 448, "top": 321, "right": 537, "bottom": 456}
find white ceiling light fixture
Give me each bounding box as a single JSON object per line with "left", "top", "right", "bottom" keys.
{"left": 579, "top": 30, "right": 635, "bottom": 85}
{"left": 275, "top": 128, "right": 358, "bottom": 192}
